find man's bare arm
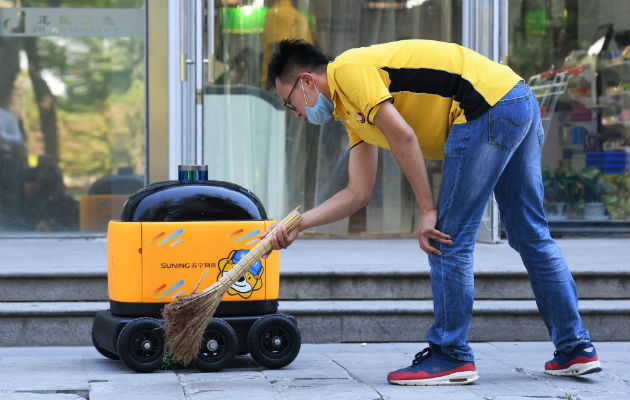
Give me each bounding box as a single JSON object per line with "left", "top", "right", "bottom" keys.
{"left": 373, "top": 101, "right": 452, "bottom": 256}
{"left": 264, "top": 141, "right": 378, "bottom": 250}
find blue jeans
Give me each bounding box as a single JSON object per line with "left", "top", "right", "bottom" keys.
{"left": 426, "top": 81, "right": 590, "bottom": 361}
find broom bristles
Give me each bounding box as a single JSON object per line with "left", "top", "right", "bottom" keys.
{"left": 162, "top": 208, "right": 303, "bottom": 365}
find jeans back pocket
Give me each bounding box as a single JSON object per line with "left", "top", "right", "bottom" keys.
{"left": 488, "top": 94, "right": 531, "bottom": 150}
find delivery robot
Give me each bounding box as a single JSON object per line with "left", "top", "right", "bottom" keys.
{"left": 91, "top": 165, "right": 301, "bottom": 373}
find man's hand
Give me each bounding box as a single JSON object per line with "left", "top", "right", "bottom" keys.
{"left": 260, "top": 221, "right": 302, "bottom": 258}
{"left": 417, "top": 208, "right": 452, "bottom": 256}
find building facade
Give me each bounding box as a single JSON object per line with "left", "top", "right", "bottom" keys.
{"left": 0, "top": 0, "right": 628, "bottom": 237}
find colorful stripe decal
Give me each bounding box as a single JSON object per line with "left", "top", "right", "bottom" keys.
{"left": 234, "top": 229, "right": 260, "bottom": 243}
{"left": 149, "top": 232, "right": 165, "bottom": 244}
{"left": 158, "top": 280, "right": 184, "bottom": 300}
{"left": 157, "top": 228, "right": 183, "bottom": 247}
{"left": 149, "top": 284, "right": 166, "bottom": 297}
{"left": 227, "top": 229, "right": 244, "bottom": 238}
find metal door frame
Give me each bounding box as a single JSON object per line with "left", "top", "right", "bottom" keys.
{"left": 463, "top": 0, "right": 508, "bottom": 243}
{"left": 165, "top": 0, "right": 211, "bottom": 180}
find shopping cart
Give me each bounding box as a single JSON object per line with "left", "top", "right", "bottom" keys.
{"left": 527, "top": 65, "right": 584, "bottom": 134}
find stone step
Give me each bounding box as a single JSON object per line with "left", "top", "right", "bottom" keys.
{"left": 0, "top": 272, "right": 106, "bottom": 302}
{"left": 279, "top": 270, "right": 630, "bottom": 301}
{"left": 1, "top": 269, "right": 628, "bottom": 302}
{"left": 279, "top": 299, "right": 630, "bottom": 343}
{"left": 1, "top": 299, "right": 628, "bottom": 346}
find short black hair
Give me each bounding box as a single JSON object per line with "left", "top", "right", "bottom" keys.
{"left": 267, "top": 39, "right": 329, "bottom": 89}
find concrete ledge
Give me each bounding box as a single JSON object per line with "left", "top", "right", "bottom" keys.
{"left": 0, "top": 302, "right": 106, "bottom": 346}
{"left": 278, "top": 299, "right": 630, "bottom": 314}
{"left": 2, "top": 270, "right": 628, "bottom": 301}
{"left": 2, "top": 299, "right": 627, "bottom": 316}
{"left": 279, "top": 300, "right": 630, "bottom": 343}
{"left": 0, "top": 316, "right": 96, "bottom": 346}
{"left": 0, "top": 277, "right": 108, "bottom": 301}
{"left": 280, "top": 270, "right": 630, "bottom": 300}
{"left": 0, "top": 301, "right": 109, "bottom": 316}
{"left": 0, "top": 271, "right": 106, "bottom": 278}
{"left": 1, "top": 300, "right": 627, "bottom": 346}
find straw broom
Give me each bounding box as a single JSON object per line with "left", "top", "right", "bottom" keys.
{"left": 162, "top": 207, "right": 303, "bottom": 365}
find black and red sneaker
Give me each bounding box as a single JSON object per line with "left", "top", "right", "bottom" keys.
{"left": 545, "top": 341, "right": 602, "bottom": 376}
{"left": 387, "top": 347, "right": 479, "bottom": 386}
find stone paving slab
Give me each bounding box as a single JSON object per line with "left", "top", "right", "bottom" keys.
{"left": 0, "top": 342, "right": 628, "bottom": 400}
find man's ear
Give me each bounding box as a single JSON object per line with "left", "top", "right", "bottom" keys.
{"left": 300, "top": 72, "right": 314, "bottom": 87}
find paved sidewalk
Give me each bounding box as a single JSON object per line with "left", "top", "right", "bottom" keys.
{"left": 0, "top": 342, "right": 628, "bottom": 399}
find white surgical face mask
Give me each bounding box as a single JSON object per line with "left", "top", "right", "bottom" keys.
{"left": 301, "top": 80, "right": 334, "bottom": 125}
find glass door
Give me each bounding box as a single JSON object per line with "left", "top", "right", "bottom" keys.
{"left": 188, "top": 0, "right": 464, "bottom": 231}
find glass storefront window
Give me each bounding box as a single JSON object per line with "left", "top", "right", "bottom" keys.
{"left": 5, "top": 1, "right": 624, "bottom": 238}
{"left": 0, "top": 1, "right": 145, "bottom": 235}
{"left": 508, "top": 0, "right": 630, "bottom": 233}
{"left": 204, "top": 0, "right": 461, "bottom": 235}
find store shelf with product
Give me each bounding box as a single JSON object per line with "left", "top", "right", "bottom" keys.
{"left": 555, "top": 62, "right": 599, "bottom": 167}
{"left": 599, "top": 33, "right": 630, "bottom": 143}
{"left": 556, "top": 48, "right": 630, "bottom": 173}
{"left": 598, "top": 55, "right": 630, "bottom": 172}
{"left": 586, "top": 151, "right": 628, "bottom": 174}
{"left": 535, "top": 27, "right": 630, "bottom": 232}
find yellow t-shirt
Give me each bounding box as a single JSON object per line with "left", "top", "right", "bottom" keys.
{"left": 327, "top": 40, "right": 523, "bottom": 159}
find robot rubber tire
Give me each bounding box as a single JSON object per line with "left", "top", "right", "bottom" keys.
{"left": 247, "top": 314, "right": 301, "bottom": 369}
{"left": 116, "top": 317, "right": 165, "bottom": 373}
{"left": 192, "top": 318, "right": 238, "bottom": 372}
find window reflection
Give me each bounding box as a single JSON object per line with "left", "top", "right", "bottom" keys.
{"left": 205, "top": 0, "right": 460, "bottom": 235}
{"left": 0, "top": 2, "right": 145, "bottom": 234}
{"left": 206, "top": 0, "right": 629, "bottom": 236}
{"left": 509, "top": 1, "right": 630, "bottom": 227}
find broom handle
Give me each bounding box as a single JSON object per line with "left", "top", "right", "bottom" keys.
{"left": 201, "top": 208, "right": 302, "bottom": 294}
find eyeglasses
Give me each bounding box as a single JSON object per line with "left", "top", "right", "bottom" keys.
{"left": 283, "top": 75, "right": 301, "bottom": 112}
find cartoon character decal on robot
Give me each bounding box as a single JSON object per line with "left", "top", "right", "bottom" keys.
{"left": 217, "top": 249, "right": 264, "bottom": 299}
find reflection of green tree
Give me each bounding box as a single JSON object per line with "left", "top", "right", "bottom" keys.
{"left": 17, "top": 0, "right": 145, "bottom": 197}
{"left": 23, "top": 36, "right": 145, "bottom": 197}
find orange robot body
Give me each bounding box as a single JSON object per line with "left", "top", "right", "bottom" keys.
{"left": 108, "top": 220, "right": 280, "bottom": 311}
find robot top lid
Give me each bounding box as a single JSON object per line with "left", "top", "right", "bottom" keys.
{"left": 119, "top": 166, "right": 267, "bottom": 222}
